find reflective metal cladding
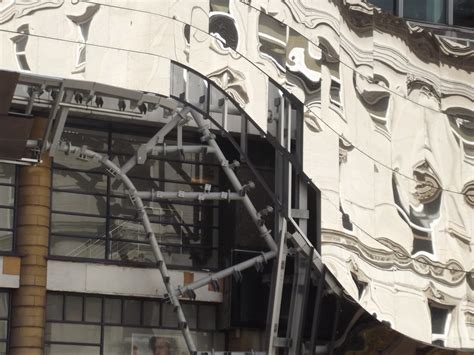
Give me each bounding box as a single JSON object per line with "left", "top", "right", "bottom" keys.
{"left": 0, "top": 0, "right": 472, "bottom": 349}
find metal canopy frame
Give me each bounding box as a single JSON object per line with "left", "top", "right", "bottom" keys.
{"left": 51, "top": 107, "right": 281, "bottom": 353}
{"left": 8, "top": 70, "right": 344, "bottom": 355}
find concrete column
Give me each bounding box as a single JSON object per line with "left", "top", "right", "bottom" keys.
{"left": 10, "top": 118, "right": 51, "bottom": 355}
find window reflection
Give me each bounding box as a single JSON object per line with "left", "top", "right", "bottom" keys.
{"left": 371, "top": 0, "right": 395, "bottom": 13}
{"left": 404, "top": 0, "right": 447, "bottom": 24}
{"left": 51, "top": 126, "right": 219, "bottom": 269}
{"left": 453, "top": 0, "right": 474, "bottom": 27}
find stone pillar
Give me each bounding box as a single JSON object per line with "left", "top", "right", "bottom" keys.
{"left": 10, "top": 118, "right": 51, "bottom": 355}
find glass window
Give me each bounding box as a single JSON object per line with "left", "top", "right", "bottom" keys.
{"left": 123, "top": 300, "right": 141, "bottom": 325}
{"left": 54, "top": 150, "right": 102, "bottom": 171}
{"left": 52, "top": 191, "right": 107, "bottom": 216}
{"left": 45, "top": 344, "right": 100, "bottom": 355}
{"left": 330, "top": 79, "right": 342, "bottom": 109}
{"left": 258, "top": 13, "right": 287, "bottom": 70}
{"left": 111, "top": 132, "right": 150, "bottom": 155}
{"left": 52, "top": 124, "right": 220, "bottom": 269}
{"left": 0, "top": 292, "right": 8, "bottom": 353}
{"left": 188, "top": 71, "right": 208, "bottom": 112}
{"left": 162, "top": 303, "right": 179, "bottom": 328}
{"left": 209, "top": 84, "right": 240, "bottom": 131}
{"left": 404, "top": 0, "right": 447, "bottom": 24}
{"left": 46, "top": 292, "right": 222, "bottom": 354}
{"left": 453, "top": 0, "right": 474, "bottom": 28}
{"left": 65, "top": 295, "right": 83, "bottom": 321}
{"left": 143, "top": 301, "right": 161, "bottom": 327}
{"left": 0, "top": 293, "right": 9, "bottom": 319}
{"left": 171, "top": 64, "right": 186, "bottom": 99}
{"left": 198, "top": 304, "right": 217, "bottom": 330}
{"left": 0, "top": 232, "right": 13, "bottom": 252}
{"left": 108, "top": 218, "right": 146, "bottom": 241}
{"left": 0, "top": 164, "right": 15, "bottom": 184}
{"left": 51, "top": 213, "right": 106, "bottom": 238}
{"left": 371, "top": 0, "right": 395, "bottom": 13}
{"left": 0, "top": 186, "right": 14, "bottom": 207}
{"left": 85, "top": 297, "right": 102, "bottom": 323}
{"left": 182, "top": 304, "right": 197, "bottom": 329}
{"left": 0, "top": 209, "right": 13, "bottom": 230}
{"left": 50, "top": 235, "right": 105, "bottom": 259}
{"left": 104, "top": 298, "right": 122, "bottom": 324}
{"left": 430, "top": 304, "right": 450, "bottom": 334}
{"left": 104, "top": 326, "right": 191, "bottom": 355}
{"left": 0, "top": 321, "right": 6, "bottom": 340}
{"left": 46, "top": 294, "right": 63, "bottom": 321}
{"left": 46, "top": 323, "right": 101, "bottom": 344}
{"left": 53, "top": 169, "right": 107, "bottom": 194}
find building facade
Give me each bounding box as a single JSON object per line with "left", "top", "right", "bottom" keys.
{"left": 0, "top": 0, "right": 472, "bottom": 354}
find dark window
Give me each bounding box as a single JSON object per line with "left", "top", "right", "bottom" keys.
{"left": 404, "top": 0, "right": 447, "bottom": 24}
{"left": 143, "top": 301, "right": 160, "bottom": 326}
{"left": 0, "top": 164, "right": 16, "bottom": 253}
{"left": 371, "top": 0, "right": 396, "bottom": 13}
{"left": 122, "top": 300, "right": 141, "bottom": 325}
{"left": 85, "top": 297, "right": 102, "bottom": 323}
{"left": 104, "top": 298, "right": 121, "bottom": 324}
{"left": 430, "top": 304, "right": 450, "bottom": 334}
{"left": 0, "top": 291, "right": 11, "bottom": 354}
{"left": 64, "top": 295, "right": 83, "bottom": 321}
{"left": 453, "top": 0, "right": 474, "bottom": 28}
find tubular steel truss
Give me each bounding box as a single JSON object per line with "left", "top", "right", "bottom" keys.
{"left": 9, "top": 71, "right": 343, "bottom": 355}
{"left": 52, "top": 106, "right": 283, "bottom": 354}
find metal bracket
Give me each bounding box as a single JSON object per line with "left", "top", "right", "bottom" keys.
{"left": 136, "top": 144, "right": 148, "bottom": 165}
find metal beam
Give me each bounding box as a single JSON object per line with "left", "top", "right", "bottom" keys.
{"left": 265, "top": 218, "right": 288, "bottom": 354}
{"left": 134, "top": 190, "right": 243, "bottom": 201}
{"left": 191, "top": 112, "right": 278, "bottom": 253}
{"left": 150, "top": 145, "right": 214, "bottom": 156}
{"left": 287, "top": 223, "right": 341, "bottom": 295}
{"left": 41, "top": 83, "right": 64, "bottom": 155}
{"left": 328, "top": 295, "right": 341, "bottom": 355}
{"left": 121, "top": 106, "right": 191, "bottom": 174}
{"left": 309, "top": 266, "right": 326, "bottom": 355}
{"left": 174, "top": 250, "right": 276, "bottom": 296}
{"left": 172, "top": 112, "right": 280, "bottom": 299}
{"left": 48, "top": 90, "right": 73, "bottom": 157}
{"left": 287, "top": 248, "right": 313, "bottom": 355}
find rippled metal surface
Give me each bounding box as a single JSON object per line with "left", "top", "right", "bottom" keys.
{"left": 0, "top": 0, "right": 472, "bottom": 348}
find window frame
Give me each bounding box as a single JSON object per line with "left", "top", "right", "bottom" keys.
{"left": 45, "top": 292, "right": 221, "bottom": 354}
{"left": 0, "top": 164, "right": 18, "bottom": 254}
{"left": 49, "top": 126, "right": 220, "bottom": 270}
{"left": 429, "top": 301, "right": 453, "bottom": 346}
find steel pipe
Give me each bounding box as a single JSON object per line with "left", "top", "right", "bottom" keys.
{"left": 57, "top": 141, "right": 197, "bottom": 352}
{"left": 175, "top": 250, "right": 277, "bottom": 296}
{"left": 149, "top": 145, "right": 215, "bottom": 156}
{"left": 135, "top": 190, "right": 243, "bottom": 201}
{"left": 191, "top": 112, "right": 278, "bottom": 253}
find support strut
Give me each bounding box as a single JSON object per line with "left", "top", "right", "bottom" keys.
{"left": 57, "top": 138, "right": 197, "bottom": 352}
{"left": 174, "top": 112, "right": 279, "bottom": 297}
